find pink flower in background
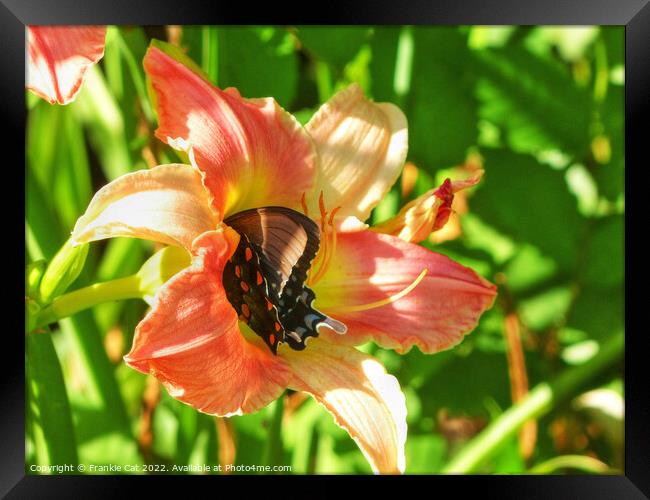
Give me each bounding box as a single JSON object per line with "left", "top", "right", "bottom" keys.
{"left": 27, "top": 26, "right": 106, "bottom": 105}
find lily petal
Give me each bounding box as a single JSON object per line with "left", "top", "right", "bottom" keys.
{"left": 373, "top": 170, "right": 484, "bottom": 243}
{"left": 282, "top": 338, "right": 407, "bottom": 474}
{"left": 125, "top": 229, "right": 291, "bottom": 416}
{"left": 27, "top": 26, "right": 106, "bottom": 105}
{"left": 144, "top": 45, "right": 316, "bottom": 218}
{"left": 313, "top": 230, "right": 497, "bottom": 354}
{"left": 306, "top": 84, "right": 408, "bottom": 231}
{"left": 71, "top": 164, "right": 218, "bottom": 250}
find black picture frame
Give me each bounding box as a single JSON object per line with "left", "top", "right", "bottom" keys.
{"left": 7, "top": 1, "right": 646, "bottom": 497}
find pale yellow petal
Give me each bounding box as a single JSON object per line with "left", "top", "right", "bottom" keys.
{"left": 72, "top": 164, "right": 218, "bottom": 249}
{"left": 282, "top": 338, "right": 407, "bottom": 473}
{"left": 306, "top": 84, "right": 408, "bottom": 231}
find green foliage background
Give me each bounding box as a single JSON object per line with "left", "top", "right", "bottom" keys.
{"left": 25, "top": 25, "right": 624, "bottom": 474}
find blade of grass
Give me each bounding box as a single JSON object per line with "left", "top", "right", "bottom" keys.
{"left": 529, "top": 454, "right": 616, "bottom": 474}
{"left": 202, "top": 26, "right": 219, "bottom": 84}
{"left": 73, "top": 65, "right": 132, "bottom": 180}
{"left": 103, "top": 26, "right": 124, "bottom": 101}
{"left": 111, "top": 27, "right": 155, "bottom": 124}
{"left": 53, "top": 108, "right": 93, "bottom": 231}
{"left": 26, "top": 102, "right": 62, "bottom": 191}
{"left": 314, "top": 60, "right": 333, "bottom": 102}
{"left": 27, "top": 331, "right": 78, "bottom": 468}
{"left": 26, "top": 168, "right": 64, "bottom": 261}
{"left": 263, "top": 393, "right": 285, "bottom": 468}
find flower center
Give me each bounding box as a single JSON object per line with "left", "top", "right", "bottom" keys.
{"left": 221, "top": 206, "right": 346, "bottom": 355}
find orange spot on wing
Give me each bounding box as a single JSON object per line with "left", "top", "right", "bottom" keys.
{"left": 274, "top": 322, "right": 281, "bottom": 332}
{"left": 269, "top": 334, "right": 276, "bottom": 345}
{"left": 240, "top": 281, "right": 250, "bottom": 292}
{"left": 265, "top": 298, "right": 273, "bottom": 311}
{"left": 256, "top": 271, "right": 263, "bottom": 285}
{"left": 234, "top": 265, "right": 241, "bottom": 278}
{"left": 245, "top": 247, "right": 253, "bottom": 261}
{"left": 241, "top": 303, "right": 250, "bottom": 317}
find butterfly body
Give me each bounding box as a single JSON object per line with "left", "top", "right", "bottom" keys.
{"left": 222, "top": 207, "right": 346, "bottom": 354}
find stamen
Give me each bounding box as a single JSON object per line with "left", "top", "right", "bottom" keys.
{"left": 300, "top": 192, "right": 309, "bottom": 217}
{"left": 318, "top": 191, "right": 327, "bottom": 226}
{"left": 308, "top": 200, "right": 341, "bottom": 286}
{"left": 329, "top": 269, "right": 428, "bottom": 313}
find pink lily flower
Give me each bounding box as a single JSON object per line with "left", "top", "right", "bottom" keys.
{"left": 27, "top": 26, "right": 106, "bottom": 105}
{"left": 70, "top": 43, "right": 496, "bottom": 473}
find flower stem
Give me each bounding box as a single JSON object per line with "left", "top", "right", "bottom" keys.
{"left": 35, "top": 275, "right": 144, "bottom": 329}
{"left": 441, "top": 332, "right": 624, "bottom": 473}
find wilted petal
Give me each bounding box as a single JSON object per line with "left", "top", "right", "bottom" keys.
{"left": 306, "top": 84, "right": 408, "bottom": 231}
{"left": 144, "top": 44, "right": 316, "bottom": 218}
{"left": 282, "top": 338, "right": 407, "bottom": 474}
{"left": 313, "top": 230, "right": 497, "bottom": 354}
{"left": 27, "top": 26, "right": 106, "bottom": 105}
{"left": 72, "top": 164, "right": 218, "bottom": 250}
{"left": 373, "top": 171, "right": 484, "bottom": 243}
{"left": 125, "top": 229, "right": 291, "bottom": 416}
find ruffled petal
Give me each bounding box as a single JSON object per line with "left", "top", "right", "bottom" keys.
{"left": 27, "top": 26, "right": 106, "bottom": 105}
{"left": 373, "top": 170, "right": 484, "bottom": 243}
{"left": 282, "top": 338, "right": 407, "bottom": 474}
{"left": 144, "top": 45, "right": 316, "bottom": 218}
{"left": 305, "top": 84, "right": 408, "bottom": 231}
{"left": 71, "top": 164, "right": 218, "bottom": 250}
{"left": 313, "top": 230, "right": 497, "bottom": 354}
{"left": 125, "top": 229, "right": 291, "bottom": 416}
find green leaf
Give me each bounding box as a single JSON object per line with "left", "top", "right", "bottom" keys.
{"left": 475, "top": 45, "right": 593, "bottom": 157}
{"left": 601, "top": 26, "right": 624, "bottom": 69}
{"left": 406, "top": 27, "right": 478, "bottom": 170}
{"left": 518, "top": 285, "right": 573, "bottom": 331}
{"left": 368, "top": 27, "right": 400, "bottom": 102}
{"left": 472, "top": 148, "right": 585, "bottom": 271}
{"left": 27, "top": 333, "right": 78, "bottom": 469}
{"left": 592, "top": 85, "right": 624, "bottom": 201}
{"left": 295, "top": 26, "right": 370, "bottom": 69}
{"left": 568, "top": 286, "right": 623, "bottom": 341}
{"left": 218, "top": 27, "right": 299, "bottom": 107}
{"left": 405, "top": 434, "right": 446, "bottom": 473}
{"left": 504, "top": 244, "right": 558, "bottom": 294}
{"left": 580, "top": 215, "right": 623, "bottom": 287}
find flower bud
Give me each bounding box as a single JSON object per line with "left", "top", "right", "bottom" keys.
{"left": 39, "top": 239, "right": 89, "bottom": 304}
{"left": 137, "top": 245, "right": 191, "bottom": 305}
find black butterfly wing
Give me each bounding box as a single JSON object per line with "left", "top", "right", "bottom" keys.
{"left": 223, "top": 207, "right": 346, "bottom": 354}
{"left": 224, "top": 206, "right": 320, "bottom": 298}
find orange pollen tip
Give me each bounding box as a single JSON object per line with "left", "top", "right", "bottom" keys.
{"left": 330, "top": 268, "right": 429, "bottom": 313}
{"left": 240, "top": 281, "right": 250, "bottom": 292}
{"left": 328, "top": 206, "right": 342, "bottom": 225}
{"left": 245, "top": 247, "right": 253, "bottom": 261}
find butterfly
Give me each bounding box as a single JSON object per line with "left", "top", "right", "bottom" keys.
{"left": 222, "top": 206, "right": 346, "bottom": 354}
